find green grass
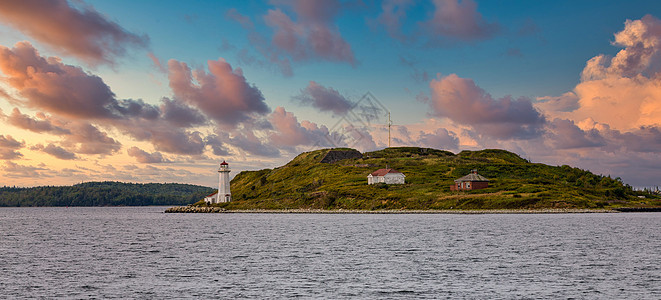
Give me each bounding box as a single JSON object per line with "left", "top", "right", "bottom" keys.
{"left": 197, "top": 147, "right": 661, "bottom": 210}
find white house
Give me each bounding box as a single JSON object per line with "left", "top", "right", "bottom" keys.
{"left": 204, "top": 192, "right": 218, "bottom": 204}
{"left": 367, "top": 168, "right": 405, "bottom": 185}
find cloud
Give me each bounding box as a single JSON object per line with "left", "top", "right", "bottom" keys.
{"left": 0, "top": 135, "right": 24, "bottom": 160}
{"left": 160, "top": 98, "right": 207, "bottom": 127}
{"left": 205, "top": 134, "right": 231, "bottom": 156}
{"left": 268, "top": 106, "right": 330, "bottom": 147}
{"left": 293, "top": 81, "right": 353, "bottom": 115}
{"left": 417, "top": 128, "right": 460, "bottom": 150}
{"left": 226, "top": 8, "right": 254, "bottom": 29}
{"left": 0, "top": 42, "right": 155, "bottom": 120}
{"left": 263, "top": 0, "right": 356, "bottom": 65}
{"left": 427, "top": 74, "right": 545, "bottom": 139}
{"left": 2, "top": 161, "right": 47, "bottom": 178}
{"left": 168, "top": 58, "right": 270, "bottom": 128}
{"left": 230, "top": 129, "right": 280, "bottom": 157}
{"left": 0, "top": 0, "right": 148, "bottom": 65}
{"left": 372, "top": 0, "right": 414, "bottom": 42}
{"left": 535, "top": 92, "right": 580, "bottom": 114}
{"left": 31, "top": 143, "right": 78, "bottom": 160}
{"left": 582, "top": 15, "right": 661, "bottom": 81}
{"left": 546, "top": 118, "right": 605, "bottom": 149}
{"left": 60, "top": 123, "right": 122, "bottom": 155}
{"left": 423, "top": 0, "right": 499, "bottom": 43}
{"left": 127, "top": 146, "right": 171, "bottom": 163}
{"left": 148, "top": 52, "right": 166, "bottom": 72}
{"left": 537, "top": 15, "right": 661, "bottom": 132}
{"left": 6, "top": 108, "right": 71, "bottom": 135}
{"left": 146, "top": 129, "right": 206, "bottom": 155}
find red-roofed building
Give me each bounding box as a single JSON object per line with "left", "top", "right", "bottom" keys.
{"left": 367, "top": 168, "right": 405, "bottom": 185}
{"left": 451, "top": 170, "right": 489, "bottom": 191}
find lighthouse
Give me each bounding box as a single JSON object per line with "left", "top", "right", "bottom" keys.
{"left": 217, "top": 161, "right": 231, "bottom": 203}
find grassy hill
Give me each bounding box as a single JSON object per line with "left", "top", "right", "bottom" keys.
{"left": 197, "top": 147, "right": 661, "bottom": 210}
{"left": 0, "top": 182, "right": 215, "bottom": 207}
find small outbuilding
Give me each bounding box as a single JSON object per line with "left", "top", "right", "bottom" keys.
{"left": 451, "top": 170, "right": 489, "bottom": 191}
{"left": 368, "top": 168, "right": 405, "bottom": 185}
{"left": 204, "top": 192, "right": 218, "bottom": 204}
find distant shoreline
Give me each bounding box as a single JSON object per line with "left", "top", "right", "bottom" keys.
{"left": 164, "top": 206, "right": 648, "bottom": 214}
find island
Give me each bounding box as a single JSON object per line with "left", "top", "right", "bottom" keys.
{"left": 167, "top": 147, "right": 661, "bottom": 213}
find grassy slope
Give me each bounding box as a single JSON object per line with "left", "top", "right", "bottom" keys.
{"left": 199, "top": 147, "right": 661, "bottom": 210}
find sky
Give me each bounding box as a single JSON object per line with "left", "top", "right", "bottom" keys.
{"left": 1, "top": 0, "right": 661, "bottom": 188}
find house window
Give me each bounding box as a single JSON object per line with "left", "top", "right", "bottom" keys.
{"left": 467, "top": 182, "right": 471, "bottom": 189}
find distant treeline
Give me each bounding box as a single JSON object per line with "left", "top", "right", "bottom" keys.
{"left": 0, "top": 181, "right": 215, "bottom": 207}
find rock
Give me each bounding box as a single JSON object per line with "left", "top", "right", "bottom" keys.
{"left": 320, "top": 149, "right": 362, "bottom": 163}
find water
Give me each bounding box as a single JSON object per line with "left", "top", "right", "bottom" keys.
{"left": 0, "top": 207, "right": 659, "bottom": 299}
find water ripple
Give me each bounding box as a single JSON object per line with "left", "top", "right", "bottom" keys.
{"left": 0, "top": 207, "right": 659, "bottom": 298}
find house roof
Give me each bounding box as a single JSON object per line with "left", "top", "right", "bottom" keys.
{"left": 205, "top": 192, "right": 218, "bottom": 197}
{"left": 454, "top": 172, "right": 489, "bottom": 182}
{"left": 369, "top": 168, "right": 403, "bottom": 176}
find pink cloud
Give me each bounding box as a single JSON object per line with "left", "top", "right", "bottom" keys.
{"left": 0, "top": 0, "right": 149, "bottom": 64}
{"left": 423, "top": 0, "right": 499, "bottom": 43}
{"left": 0, "top": 43, "right": 250, "bottom": 157}
{"left": 127, "top": 147, "right": 171, "bottom": 163}
{"left": 226, "top": 8, "right": 254, "bottom": 29}
{"left": 263, "top": 0, "right": 356, "bottom": 65}
{"left": 147, "top": 130, "right": 206, "bottom": 155}
{"left": 268, "top": 106, "right": 330, "bottom": 147}
{"left": 373, "top": 0, "right": 414, "bottom": 42}
{"left": 6, "top": 108, "right": 70, "bottom": 135}
{"left": 168, "top": 58, "right": 270, "bottom": 128}
{"left": 293, "top": 81, "right": 353, "bottom": 115}
{"left": 230, "top": 129, "right": 280, "bottom": 157}
{"left": 427, "top": 74, "right": 545, "bottom": 139}
{"left": 148, "top": 53, "right": 166, "bottom": 73}
{"left": 416, "top": 128, "right": 460, "bottom": 150}
{"left": 0, "top": 0, "right": 148, "bottom": 65}
{"left": 0, "top": 42, "right": 121, "bottom": 119}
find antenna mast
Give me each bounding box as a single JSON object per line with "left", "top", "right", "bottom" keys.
{"left": 387, "top": 111, "right": 392, "bottom": 147}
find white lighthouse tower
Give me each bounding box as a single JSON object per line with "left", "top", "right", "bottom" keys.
{"left": 217, "top": 161, "right": 231, "bottom": 203}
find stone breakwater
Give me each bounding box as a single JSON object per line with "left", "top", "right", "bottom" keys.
{"left": 164, "top": 206, "right": 619, "bottom": 214}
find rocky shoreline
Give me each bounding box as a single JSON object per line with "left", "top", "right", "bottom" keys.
{"left": 164, "top": 206, "right": 624, "bottom": 214}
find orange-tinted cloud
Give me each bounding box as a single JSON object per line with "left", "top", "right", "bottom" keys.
{"left": 31, "top": 143, "right": 78, "bottom": 160}
{"left": 0, "top": 0, "right": 148, "bottom": 65}
{"left": 0, "top": 135, "right": 24, "bottom": 160}
{"left": 536, "top": 15, "right": 661, "bottom": 132}
{"left": 127, "top": 147, "right": 171, "bottom": 163}
{"left": 59, "top": 122, "right": 122, "bottom": 155}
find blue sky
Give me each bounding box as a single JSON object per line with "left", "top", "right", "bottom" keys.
{"left": 1, "top": 0, "right": 661, "bottom": 188}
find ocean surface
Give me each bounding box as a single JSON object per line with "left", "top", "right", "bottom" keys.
{"left": 0, "top": 207, "right": 659, "bottom": 299}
